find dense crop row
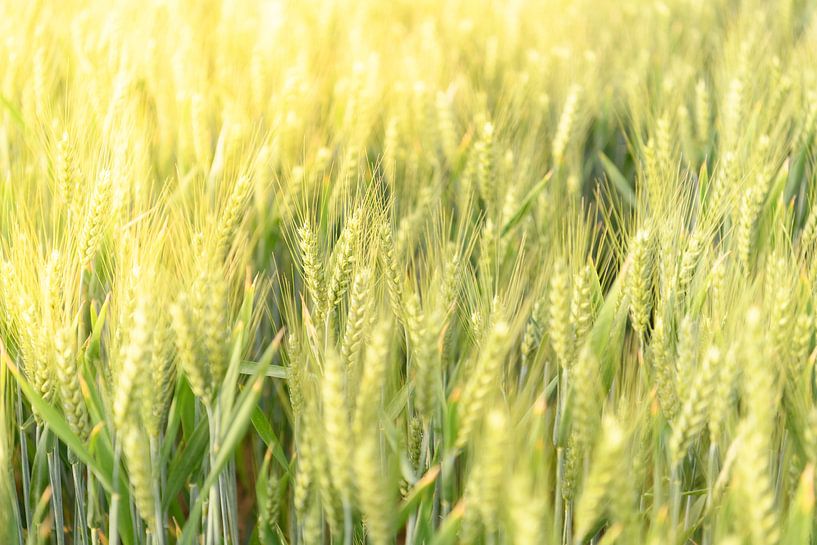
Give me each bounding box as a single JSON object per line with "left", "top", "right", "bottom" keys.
{"left": 2, "top": 1, "right": 817, "bottom": 544}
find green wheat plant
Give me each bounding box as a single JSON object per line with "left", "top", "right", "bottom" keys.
{"left": 2, "top": 0, "right": 817, "bottom": 544}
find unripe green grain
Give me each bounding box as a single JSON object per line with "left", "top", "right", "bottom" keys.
{"left": 737, "top": 307, "right": 780, "bottom": 545}
{"left": 552, "top": 85, "right": 581, "bottom": 167}
{"left": 655, "top": 114, "right": 672, "bottom": 176}
{"left": 436, "top": 91, "right": 458, "bottom": 165}
{"left": 55, "top": 132, "right": 77, "bottom": 211}
{"left": 352, "top": 323, "right": 393, "bottom": 545}
{"left": 322, "top": 348, "right": 352, "bottom": 502}
{"left": 123, "top": 424, "right": 156, "bottom": 527}
{"left": 327, "top": 209, "right": 361, "bottom": 316}
{"left": 378, "top": 221, "right": 404, "bottom": 322}
{"left": 767, "top": 256, "right": 794, "bottom": 367}
{"left": 171, "top": 294, "right": 212, "bottom": 401}
{"left": 736, "top": 176, "right": 767, "bottom": 272}
{"left": 215, "top": 174, "right": 252, "bottom": 260}
{"left": 571, "top": 261, "right": 601, "bottom": 345}
{"left": 297, "top": 221, "right": 325, "bottom": 321}
{"left": 195, "top": 260, "right": 230, "bottom": 389}
{"left": 709, "top": 347, "right": 738, "bottom": 447}
{"left": 78, "top": 169, "right": 113, "bottom": 267}
{"left": 627, "top": 228, "right": 654, "bottom": 337}
{"left": 571, "top": 347, "right": 601, "bottom": 450}
{"left": 341, "top": 266, "right": 372, "bottom": 374}
{"left": 54, "top": 325, "right": 89, "bottom": 440}
{"left": 677, "top": 229, "right": 705, "bottom": 300}
{"left": 456, "top": 320, "right": 509, "bottom": 448}
{"left": 574, "top": 416, "right": 626, "bottom": 542}
{"left": 413, "top": 307, "right": 442, "bottom": 421}
{"left": 476, "top": 122, "right": 495, "bottom": 210}
{"left": 259, "top": 470, "right": 280, "bottom": 533}
{"left": 509, "top": 476, "right": 546, "bottom": 544}
{"left": 800, "top": 204, "right": 817, "bottom": 252}
{"left": 521, "top": 297, "right": 547, "bottom": 365}
{"left": 695, "top": 79, "right": 710, "bottom": 144}
{"left": 669, "top": 346, "right": 719, "bottom": 466}
{"left": 113, "top": 278, "right": 153, "bottom": 432}
{"left": 383, "top": 117, "right": 399, "bottom": 186}
{"left": 549, "top": 261, "right": 574, "bottom": 368}
{"left": 463, "top": 407, "right": 508, "bottom": 537}
{"left": 651, "top": 315, "right": 678, "bottom": 420}
{"left": 286, "top": 333, "right": 306, "bottom": 422}
{"left": 142, "top": 313, "right": 175, "bottom": 440}
{"left": 792, "top": 310, "right": 813, "bottom": 378}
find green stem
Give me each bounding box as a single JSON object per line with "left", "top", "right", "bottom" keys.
{"left": 342, "top": 499, "right": 352, "bottom": 545}
{"left": 10, "top": 468, "right": 24, "bottom": 545}
{"left": 555, "top": 447, "right": 564, "bottom": 545}
{"left": 109, "top": 441, "right": 122, "bottom": 545}
{"left": 149, "top": 438, "right": 165, "bottom": 545}
{"left": 15, "top": 385, "right": 32, "bottom": 532}
{"left": 47, "top": 444, "right": 65, "bottom": 545}
{"left": 670, "top": 465, "right": 681, "bottom": 544}
{"left": 71, "top": 461, "right": 89, "bottom": 545}
{"left": 563, "top": 500, "right": 573, "bottom": 545}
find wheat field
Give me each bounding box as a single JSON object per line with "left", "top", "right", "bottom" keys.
{"left": 1, "top": 0, "right": 817, "bottom": 544}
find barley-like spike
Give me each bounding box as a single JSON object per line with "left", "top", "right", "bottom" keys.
{"left": 677, "top": 229, "right": 705, "bottom": 299}
{"left": 767, "top": 256, "right": 794, "bottom": 368}
{"left": 521, "top": 297, "right": 547, "bottom": 365}
{"left": 142, "top": 312, "right": 176, "bottom": 439}
{"left": 800, "top": 204, "right": 817, "bottom": 253}
{"left": 436, "top": 92, "right": 458, "bottom": 165}
{"left": 456, "top": 320, "right": 509, "bottom": 448}
{"left": 54, "top": 325, "right": 89, "bottom": 440}
{"left": 412, "top": 308, "right": 441, "bottom": 421}
{"left": 293, "top": 419, "right": 315, "bottom": 515}
{"left": 476, "top": 122, "right": 495, "bottom": 210}
{"left": 55, "top": 132, "right": 77, "bottom": 209}
{"left": 383, "top": 117, "right": 399, "bottom": 185}
{"left": 259, "top": 470, "right": 280, "bottom": 532}
{"left": 286, "top": 333, "right": 306, "bottom": 422}
{"left": 322, "top": 347, "right": 352, "bottom": 502}
{"left": 215, "top": 174, "right": 252, "bottom": 260}
{"left": 571, "top": 261, "right": 601, "bottom": 345}
{"left": 571, "top": 347, "right": 602, "bottom": 450}
{"left": 123, "top": 424, "right": 156, "bottom": 527}
{"left": 341, "top": 266, "right": 372, "bottom": 375}
{"left": 78, "top": 169, "right": 113, "bottom": 267}
{"left": 709, "top": 347, "right": 739, "bottom": 447}
{"left": 552, "top": 85, "right": 581, "bottom": 167}
{"left": 562, "top": 435, "right": 579, "bottom": 502}
{"left": 574, "top": 416, "right": 626, "bottom": 542}
{"left": 549, "top": 260, "right": 574, "bottom": 368}
{"left": 736, "top": 181, "right": 764, "bottom": 273}
{"left": 297, "top": 221, "right": 325, "bottom": 320}
{"left": 463, "top": 407, "right": 508, "bottom": 537}
{"left": 113, "top": 281, "right": 153, "bottom": 432}
{"left": 352, "top": 323, "right": 393, "bottom": 545}
{"left": 378, "top": 221, "right": 404, "bottom": 322}
{"left": 669, "top": 346, "right": 719, "bottom": 467}
{"left": 628, "top": 228, "right": 654, "bottom": 337}
{"left": 651, "top": 315, "right": 678, "bottom": 420}
{"left": 791, "top": 310, "right": 813, "bottom": 378}
{"left": 509, "top": 476, "right": 546, "bottom": 544}
{"left": 737, "top": 309, "right": 781, "bottom": 545}
{"left": 171, "top": 294, "right": 212, "bottom": 402}
{"left": 695, "top": 79, "right": 711, "bottom": 145}
{"left": 326, "top": 209, "right": 361, "bottom": 316}
{"left": 196, "top": 259, "right": 230, "bottom": 389}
